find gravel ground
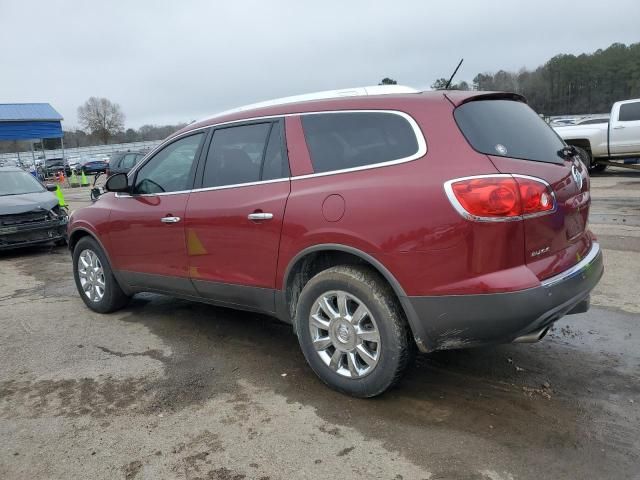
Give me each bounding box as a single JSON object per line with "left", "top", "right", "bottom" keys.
{"left": 0, "top": 170, "right": 638, "bottom": 480}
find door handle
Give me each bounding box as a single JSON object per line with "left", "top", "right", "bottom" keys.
{"left": 161, "top": 216, "right": 181, "bottom": 223}
{"left": 247, "top": 212, "right": 274, "bottom": 221}
{"left": 613, "top": 125, "right": 625, "bottom": 129}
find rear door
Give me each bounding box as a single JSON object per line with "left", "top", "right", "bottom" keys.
{"left": 609, "top": 100, "right": 640, "bottom": 155}
{"left": 185, "top": 119, "right": 290, "bottom": 312}
{"left": 454, "top": 98, "right": 591, "bottom": 279}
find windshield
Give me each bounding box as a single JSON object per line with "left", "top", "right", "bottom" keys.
{"left": 0, "top": 171, "right": 45, "bottom": 196}
{"left": 454, "top": 100, "right": 565, "bottom": 164}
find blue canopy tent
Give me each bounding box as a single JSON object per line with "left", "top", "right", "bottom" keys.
{"left": 0, "top": 103, "right": 64, "bottom": 165}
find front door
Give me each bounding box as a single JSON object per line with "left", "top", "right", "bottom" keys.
{"left": 108, "top": 132, "right": 206, "bottom": 294}
{"left": 185, "top": 120, "right": 290, "bottom": 312}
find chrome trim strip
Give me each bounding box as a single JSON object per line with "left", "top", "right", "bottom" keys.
{"left": 118, "top": 109, "right": 426, "bottom": 197}
{"left": 540, "top": 242, "right": 601, "bottom": 288}
{"left": 191, "top": 177, "right": 290, "bottom": 194}
{"left": 115, "top": 177, "right": 291, "bottom": 198}
{"left": 443, "top": 174, "right": 557, "bottom": 222}
{"left": 292, "top": 110, "right": 427, "bottom": 180}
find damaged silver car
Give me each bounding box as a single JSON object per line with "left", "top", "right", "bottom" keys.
{"left": 0, "top": 167, "right": 68, "bottom": 250}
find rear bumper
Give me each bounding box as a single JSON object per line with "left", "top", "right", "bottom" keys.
{"left": 401, "top": 242, "right": 604, "bottom": 352}
{"left": 0, "top": 218, "right": 68, "bottom": 250}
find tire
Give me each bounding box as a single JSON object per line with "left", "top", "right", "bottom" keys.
{"left": 294, "top": 265, "right": 413, "bottom": 398}
{"left": 72, "top": 236, "right": 129, "bottom": 313}
{"left": 591, "top": 163, "right": 607, "bottom": 173}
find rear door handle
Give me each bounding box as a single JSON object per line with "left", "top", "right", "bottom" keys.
{"left": 247, "top": 212, "right": 274, "bottom": 221}
{"left": 161, "top": 216, "right": 181, "bottom": 223}
{"left": 613, "top": 125, "right": 625, "bottom": 129}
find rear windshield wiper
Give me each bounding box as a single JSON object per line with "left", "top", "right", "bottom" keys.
{"left": 557, "top": 145, "right": 577, "bottom": 159}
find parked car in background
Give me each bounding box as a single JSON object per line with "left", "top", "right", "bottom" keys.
{"left": 107, "top": 151, "right": 146, "bottom": 175}
{"left": 0, "top": 166, "right": 68, "bottom": 249}
{"left": 80, "top": 159, "right": 109, "bottom": 174}
{"left": 67, "top": 156, "right": 82, "bottom": 171}
{"left": 68, "top": 86, "right": 603, "bottom": 397}
{"left": 575, "top": 116, "right": 609, "bottom": 126}
{"left": 554, "top": 98, "right": 640, "bottom": 172}
{"left": 44, "top": 157, "right": 71, "bottom": 176}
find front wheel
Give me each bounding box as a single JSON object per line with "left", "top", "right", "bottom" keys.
{"left": 72, "top": 236, "right": 129, "bottom": 313}
{"left": 294, "top": 265, "right": 413, "bottom": 398}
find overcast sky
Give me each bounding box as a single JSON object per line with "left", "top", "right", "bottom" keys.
{"left": 1, "top": 0, "right": 638, "bottom": 128}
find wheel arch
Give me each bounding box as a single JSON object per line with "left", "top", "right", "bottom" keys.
{"left": 280, "top": 244, "right": 423, "bottom": 348}
{"left": 69, "top": 227, "right": 133, "bottom": 295}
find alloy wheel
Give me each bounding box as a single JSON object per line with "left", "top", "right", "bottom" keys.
{"left": 77, "top": 249, "right": 105, "bottom": 302}
{"left": 309, "top": 290, "right": 380, "bottom": 378}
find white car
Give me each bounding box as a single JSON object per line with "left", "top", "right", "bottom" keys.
{"left": 554, "top": 99, "right": 640, "bottom": 172}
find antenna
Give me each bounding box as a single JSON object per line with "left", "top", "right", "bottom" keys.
{"left": 445, "top": 58, "right": 464, "bottom": 90}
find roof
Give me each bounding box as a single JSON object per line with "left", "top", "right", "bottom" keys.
{"left": 202, "top": 85, "right": 419, "bottom": 120}
{"left": 0, "top": 103, "right": 63, "bottom": 122}
{"left": 178, "top": 86, "right": 435, "bottom": 138}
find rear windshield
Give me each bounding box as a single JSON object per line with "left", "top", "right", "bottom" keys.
{"left": 454, "top": 100, "right": 565, "bottom": 164}
{"left": 302, "top": 112, "right": 419, "bottom": 173}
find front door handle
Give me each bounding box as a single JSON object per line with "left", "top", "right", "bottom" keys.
{"left": 613, "top": 125, "right": 625, "bottom": 130}
{"left": 161, "top": 216, "right": 181, "bottom": 223}
{"left": 247, "top": 212, "right": 274, "bottom": 221}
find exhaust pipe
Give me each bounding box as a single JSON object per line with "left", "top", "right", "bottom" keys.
{"left": 513, "top": 326, "right": 550, "bottom": 344}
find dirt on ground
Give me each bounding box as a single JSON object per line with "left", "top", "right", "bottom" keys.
{"left": 0, "top": 170, "right": 638, "bottom": 479}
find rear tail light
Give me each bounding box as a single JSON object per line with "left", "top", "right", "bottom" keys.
{"left": 444, "top": 175, "right": 555, "bottom": 221}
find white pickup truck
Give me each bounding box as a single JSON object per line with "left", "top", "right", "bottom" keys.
{"left": 553, "top": 98, "right": 640, "bottom": 172}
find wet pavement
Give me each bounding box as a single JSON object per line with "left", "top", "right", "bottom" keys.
{"left": 0, "top": 170, "right": 638, "bottom": 479}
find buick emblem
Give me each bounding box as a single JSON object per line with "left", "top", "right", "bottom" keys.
{"left": 571, "top": 164, "right": 583, "bottom": 190}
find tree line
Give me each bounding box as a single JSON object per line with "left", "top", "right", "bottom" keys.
{"left": 3, "top": 41, "right": 638, "bottom": 155}
{"left": 431, "top": 42, "right": 640, "bottom": 115}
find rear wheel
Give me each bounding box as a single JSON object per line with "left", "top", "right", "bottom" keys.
{"left": 72, "top": 236, "right": 129, "bottom": 313}
{"left": 294, "top": 265, "right": 413, "bottom": 397}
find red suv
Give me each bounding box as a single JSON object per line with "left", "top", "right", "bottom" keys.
{"left": 68, "top": 86, "right": 603, "bottom": 397}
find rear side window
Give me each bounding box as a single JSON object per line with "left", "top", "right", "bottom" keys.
{"left": 454, "top": 100, "right": 565, "bottom": 164}
{"left": 202, "top": 121, "right": 288, "bottom": 188}
{"left": 301, "top": 112, "right": 419, "bottom": 174}
{"left": 619, "top": 102, "right": 640, "bottom": 122}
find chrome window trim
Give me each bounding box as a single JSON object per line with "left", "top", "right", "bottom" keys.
{"left": 540, "top": 242, "right": 600, "bottom": 287}
{"left": 191, "top": 176, "right": 290, "bottom": 193}
{"left": 119, "top": 109, "right": 425, "bottom": 198}
{"left": 293, "top": 110, "right": 427, "bottom": 180}
{"left": 443, "top": 173, "right": 557, "bottom": 222}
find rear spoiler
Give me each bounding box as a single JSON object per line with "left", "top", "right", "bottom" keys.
{"left": 444, "top": 91, "right": 527, "bottom": 107}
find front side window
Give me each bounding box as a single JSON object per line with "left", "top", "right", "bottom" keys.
{"left": 133, "top": 133, "right": 204, "bottom": 194}
{"left": 619, "top": 102, "right": 640, "bottom": 122}
{"left": 301, "top": 112, "right": 420, "bottom": 174}
{"left": 203, "top": 121, "right": 287, "bottom": 188}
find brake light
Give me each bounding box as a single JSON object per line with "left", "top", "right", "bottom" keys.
{"left": 445, "top": 175, "right": 555, "bottom": 221}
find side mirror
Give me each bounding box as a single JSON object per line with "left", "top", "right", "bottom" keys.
{"left": 105, "top": 173, "right": 129, "bottom": 193}
{"left": 45, "top": 183, "right": 57, "bottom": 192}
